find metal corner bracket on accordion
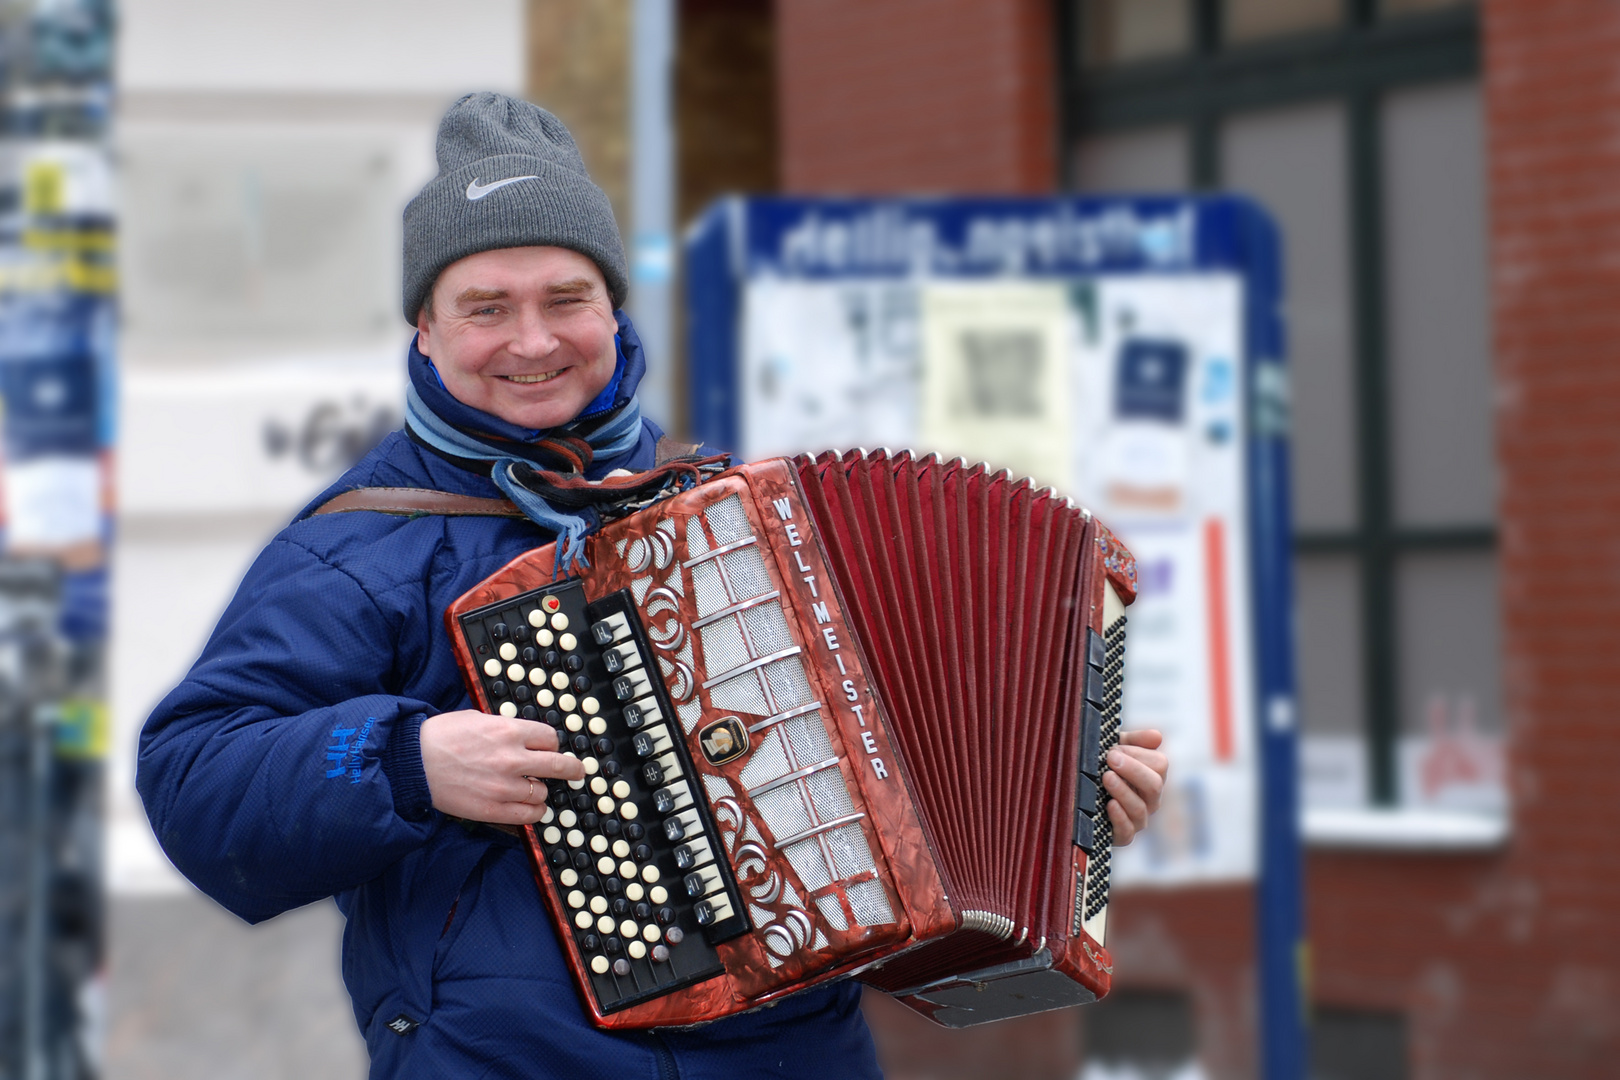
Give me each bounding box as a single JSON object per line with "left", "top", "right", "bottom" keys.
{"left": 446, "top": 451, "right": 1137, "bottom": 1030}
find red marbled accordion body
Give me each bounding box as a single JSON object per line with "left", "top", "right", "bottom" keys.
{"left": 446, "top": 450, "right": 1136, "bottom": 1030}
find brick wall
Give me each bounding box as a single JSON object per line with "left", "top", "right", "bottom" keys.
{"left": 775, "top": 0, "right": 1056, "bottom": 195}
{"left": 775, "top": 1, "right": 1620, "bottom": 1076}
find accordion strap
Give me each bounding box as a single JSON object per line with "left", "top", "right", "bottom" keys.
{"left": 311, "top": 435, "right": 714, "bottom": 519}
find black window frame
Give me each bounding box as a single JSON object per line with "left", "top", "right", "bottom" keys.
{"left": 1056, "top": 0, "right": 1487, "bottom": 806}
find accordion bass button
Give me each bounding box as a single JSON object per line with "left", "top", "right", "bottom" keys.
{"left": 560, "top": 633, "right": 578, "bottom": 652}
{"left": 575, "top": 912, "right": 593, "bottom": 930}
{"left": 613, "top": 958, "right": 631, "bottom": 977}
{"left": 535, "top": 629, "right": 554, "bottom": 648}
{"left": 582, "top": 696, "right": 601, "bottom": 716}
{"left": 552, "top": 671, "right": 571, "bottom": 691}
{"left": 665, "top": 927, "right": 684, "bottom": 945}
{"left": 499, "top": 643, "right": 517, "bottom": 662}
{"left": 619, "top": 802, "right": 640, "bottom": 821}
{"left": 625, "top": 882, "right": 644, "bottom": 901}
{"left": 628, "top": 941, "right": 647, "bottom": 960}
{"left": 527, "top": 610, "right": 546, "bottom": 629}
{"left": 499, "top": 702, "right": 518, "bottom": 718}
{"left": 590, "top": 896, "right": 608, "bottom": 915}
{"left": 651, "top": 944, "right": 670, "bottom": 963}
{"left": 641, "top": 865, "right": 661, "bottom": 884}
{"left": 483, "top": 659, "right": 501, "bottom": 677}
{"left": 590, "top": 955, "right": 610, "bottom": 976}
{"left": 649, "top": 886, "right": 668, "bottom": 904}
{"left": 551, "top": 612, "right": 569, "bottom": 632}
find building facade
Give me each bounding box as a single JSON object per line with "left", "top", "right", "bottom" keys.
{"left": 762, "top": 1, "right": 1620, "bottom": 1077}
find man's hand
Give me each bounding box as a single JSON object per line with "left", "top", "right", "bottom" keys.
{"left": 419, "top": 711, "right": 586, "bottom": 825}
{"left": 1103, "top": 728, "right": 1169, "bottom": 847}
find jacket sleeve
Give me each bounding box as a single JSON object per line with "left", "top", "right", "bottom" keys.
{"left": 137, "top": 534, "right": 443, "bottom": 923}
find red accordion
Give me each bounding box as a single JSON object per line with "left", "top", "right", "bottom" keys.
{"left": 446, "top": 450, "right": 1137, "bottom": 1029}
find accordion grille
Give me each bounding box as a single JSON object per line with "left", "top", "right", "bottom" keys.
{"left": 704, "top": 493, "right": 752, "bottom": 544}
{"left": 846, "top": 879, "right": 896, "bottom": 926}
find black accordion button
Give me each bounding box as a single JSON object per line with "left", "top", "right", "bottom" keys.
{"left": 611, "top": 897, "right": 630, "bottom": 916}
{"left": 580, "top": 812, "right": 599, "bottom": 831}
{"left": 565, "top": 654, "right": 584, "bottom": 673}
{"left": 582, "top": 875, "right": 599, "bottom": 892}
{"left": 490, "top": 680, "right": 508, "bottom": 697}
{"left": 573, "top": 675, "right": 592, "bottom": 693}
{"left": 572, "top": 734, "right": 591, "bottom": 753}
{"left": 604, "top": 936, "right": 622, "bottom": 954}
{"left": 592, "top": 737, "right": 613, "bottom": 756}
{"left": 655, "top": 907, "right": 675, "bottom": 926}
{"left": 572, "top": 851, "right": 590, "bottom": 870}
{"left": 604, "top": 877, "right": 622, "bottom": 894}
{"left": 601, "top": 759, "right": 622, "bottom": 778}
{"left": 602, "top": 817, "right": 622, "bottom": 837}
{"left": 491, "top": 622, "right": 509, "bottom": 641}
{"left": 513, "top": 685, "right": 531, "bottom": 703}
{"left": 613, "top": 958, "right": 631, "bottom": 977}
{"left": 581, "top": 934, "right": 600, "bottom": 952}
{"left": 548, "top": 848, "right": 567, "bottom": 867}
{"left": 521, "top": 646, "right": 538, "bottom": 664}
{"left": 520, "top": 705, "right": 538, "bottom": 721}
{"left": 632, "top": 843, "right": 652, "bottom": 862}
{"left": 514, "top": 624, "right": 531, "bottom": 643}
{"left": 633, "top": 901, "right": 652, "bottom": 920}
{"left": 542, "top": 649, "right": 560, "bottom": 669}
{"left": 625, "top": 823, "right": 645, "bottom": 841}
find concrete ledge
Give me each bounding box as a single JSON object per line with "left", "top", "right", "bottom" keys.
{"left": 1302, "top": 806, "right": 1510, "bottom": 851}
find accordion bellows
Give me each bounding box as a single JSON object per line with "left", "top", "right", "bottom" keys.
{"left": 447, "top": 450, "right": 1137, "bottom": 1029}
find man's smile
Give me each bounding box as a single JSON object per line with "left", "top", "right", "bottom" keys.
{"left": 500, "top": 370, "right": 566, "bottom": 384}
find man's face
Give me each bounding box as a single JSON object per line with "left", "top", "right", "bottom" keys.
{"left": 416, "top": 246, "right": 619, "bottom": 430}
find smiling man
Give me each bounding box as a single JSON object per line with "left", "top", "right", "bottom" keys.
{"left": 136, "top": 93, "right": 1168, "bottom": 1079}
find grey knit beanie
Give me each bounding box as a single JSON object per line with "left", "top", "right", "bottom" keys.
{"left": 402, "top": 92, "right": 628, "bottom": 323}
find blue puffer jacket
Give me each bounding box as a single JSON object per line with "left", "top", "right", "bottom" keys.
{"left": 136, "top": 323, "right": 883, "bottom": 1079}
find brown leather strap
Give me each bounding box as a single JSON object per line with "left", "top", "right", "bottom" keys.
{"left": 311, "top": 486, "right": 524, "bottom": 518}
{"left": 654, "top": 434, "right": 705, "bottom": 465}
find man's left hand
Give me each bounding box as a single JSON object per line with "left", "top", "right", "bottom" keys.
{"left": 1103, "top": 729, "right": 1169, "bottom": 846}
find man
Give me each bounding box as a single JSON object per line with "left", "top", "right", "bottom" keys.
{"left": 138, "top": 93, "right": 1169, "bottom": 1078}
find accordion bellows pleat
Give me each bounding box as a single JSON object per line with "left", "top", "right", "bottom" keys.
{"left": 446, "top": 449, "right": 1137, "bottom": 1029}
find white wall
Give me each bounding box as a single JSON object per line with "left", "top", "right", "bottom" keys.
{"left": 110, "top": 1, "right": 525, "bottom": 896}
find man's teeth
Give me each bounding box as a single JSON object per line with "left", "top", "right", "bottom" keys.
{"left": 503, "top": 371, "right": 563, "bottom": 384}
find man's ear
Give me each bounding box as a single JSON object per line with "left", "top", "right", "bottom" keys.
{"left": 415, "top": 308, "right": 434, "bottom": 357}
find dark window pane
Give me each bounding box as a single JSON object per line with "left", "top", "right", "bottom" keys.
{"left": 1384, "top": 80, "right": 1496, "bottom": 528}
{"left": 1080, "top": 0, "right": 1190, "bottom": 68}
{"left": 1074, "top": 126, "right": 1189, "bottom": 191}
{"left": 1297, "top": 554, "right": 1366, "bottom": 808}
{"left": 1312, "top": 1008, "right": 1408, "bottom": 1080}
{"left": 1225, "top": 0, "right": 1341, "bottom": 44}
{"left": 1081, "top": 989, "right": 1196, "bottom": 1070}
{"left": 1395, "top": 551, "right": 1505, "bottom": 811}
{"left": 1223, "top": 103, "right": 1357, "bottom": 531}
{"left": 1383, "top": 0, "right": 1473, "bottom": 16}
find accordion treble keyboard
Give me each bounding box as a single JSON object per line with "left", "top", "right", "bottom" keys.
{"left": 457, "top": 581, "right": 751, "bottom": 1013}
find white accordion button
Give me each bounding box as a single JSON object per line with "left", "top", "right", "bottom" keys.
{"left": 565, "top": 714, "right": 583, "bottom": 732}
{"left": 507, "top": 664, "right": 524, "bottom": 682}
{"left": 648, "top": 886, "right": 668, "bottom": 904}
{"left": 499, "top": 642, "right": 517, "bottom": 661}
{"left": 641, "top": 865, "right": 660, "bottom": 884}
{"left": 620, "top": 802, "right": 639, "bottom": 820}
{"left": 559, "top": 632, "right": 578, "bottom": 651}
{"left": 590, "top": 955, "right": 610, "bottom": 975}
{"left": 597, "top": 796, "right": 615, "bottom": 815}
{"left": 628, "top": 940, "right": 647, "bottom": 960}
{"left": 539, "top": 806, "right": 554, "bottom": 824}
{"left": 588, "top": 717, "right": 608, "bottom": 736}
{"left": 536, "top": 628, "right": 554, "bottom": 647}
{"left": 620, "top": 860, "right": 637, "bottom": 879}
{"left": 566, "top": 890, "right": 585, "bottom": 909}
{"left": 559, "top": 868, "right": 578, "bottom": 887}
{"left": 542, "top": 827, "right": 561, "bottom": 845}
{"left": 531, "top": 671, "right": 548, "bottom": 689}
{"left": 582, "top": 696, "right": 600, "bottom": 715}
{"left": 612, "top": 780, "right": 631, "bottom": 799}
{"left": 551, "top": 612, "right": 569, "bottom": 631}
{"left": 597, "top": 856, "right": 615, "bottom": 876}
{"left": 574, "top": 911, "right": 592, "bottom": 930}
{"left": 559, "top": 693, "right": 577, "bottom": 712}
{"left": 597, "top": 915, "right": 615, "bottom": 934}
{"left": 589, "top": 895, "right": 608, "bottom": 915}
{"left": 620, "top": 919, "right": 638, "bottom": 939}
{"left": 527, "top": 609, "right": 546, "bottom": 628}
{"left": 626, "top": 882, "right": 644, "bottom": 901}
{"left": 498, "top": 702, "right": 517, "bottom": 718}
{"left": 551, "top": 670, "right": 569, "bottom": 690}
{"left": 566, "top": 829, "right": 584, "bottom": 847}
{"left": 613, "top": 839, "right": 630, "bottom": 858}
{"left": 590, "top": 777, "right": 608, "bottom": 795}
{"left": 590, "top": 834, "right": 608, "bottom": 853}
{"left": 483, "top": 658, "right": 501, "bottom": 676}
{"left": 582, "top": 757, "right": 600, "bottom": 776}
{"left": 642, "top": 924, "right": 661, "bottom": 943}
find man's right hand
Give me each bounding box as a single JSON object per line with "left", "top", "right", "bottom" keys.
{"left": 419, "top": 711, "right": 587, "bottom": 824}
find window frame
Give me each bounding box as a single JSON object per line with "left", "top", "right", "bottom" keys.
{"left": 1057, "top": 0, "right": 1487, "bottom": 806}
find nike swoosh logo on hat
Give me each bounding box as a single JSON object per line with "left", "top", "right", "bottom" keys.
{"left": 466, "top": 175, "right": 540, "bottom": 200}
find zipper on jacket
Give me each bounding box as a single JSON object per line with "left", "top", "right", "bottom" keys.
{"left": 646, "top": 1032, "right": 680, "bottom": 1080}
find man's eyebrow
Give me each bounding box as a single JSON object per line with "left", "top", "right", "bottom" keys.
{"left": 547, "top": 278, "right": 596, "bottom": 295}
{"left": 454, "top": 287, "right": 508, "bottom": 305}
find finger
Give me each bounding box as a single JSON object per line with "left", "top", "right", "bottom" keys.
{"left": 1102, "top": 768, "right": 1150, "bottom": 835}
{"left": 521, "top": 723, "right": 562, "bottom": 752}
{"left": 1106, "top": 797, "right": 1139, "bottom": 846}
{"left": 1108, "top": 747, "right": 1168, "bottom": 810}
{"left": 523, "top": 750, "right": 588, "bottom": 781}
{"left": 1118, "top": 728, "right": 1163, "bottom": 751}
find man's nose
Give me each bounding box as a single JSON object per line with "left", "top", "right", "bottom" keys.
{"left": 509, "top": 307, "right": 559, "bottom": 357}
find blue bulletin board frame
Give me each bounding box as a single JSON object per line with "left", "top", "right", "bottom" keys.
{"left": 684, "top": 195, "right": 1306, "bottom": 1079}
